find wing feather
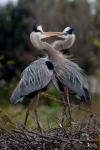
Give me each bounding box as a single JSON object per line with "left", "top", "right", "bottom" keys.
{"left": 10, "top": 58, "right": 53, "bottom": 104}
{"left": 54, "top": 58, "right": 85, "bottom": 97}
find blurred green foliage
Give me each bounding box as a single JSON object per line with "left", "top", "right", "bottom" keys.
{"left": 93, "top": 38, "right": 100, "bottom": 48}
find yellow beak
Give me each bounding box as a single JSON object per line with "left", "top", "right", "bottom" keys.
{"left": 41, "top": 32, "right": 64, "bottom": 39}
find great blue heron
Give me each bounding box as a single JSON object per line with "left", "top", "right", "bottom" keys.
{"left": 10, "top": 25, "right": 90, "bottom": 130}
{"left": 10, "top": 25, "right": 76, "bottom": 128}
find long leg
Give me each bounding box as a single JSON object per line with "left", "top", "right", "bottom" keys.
{"left": 33, "top": 92, "right": 42, "bottom": 132}
{"left": 24, "top": 92, "right": 42, "bottom": 132}
{"left": 64, "top": 87, "right": 72, "bottom": 128}
{"left": 61, "top": 94, "right": 67, "bottom": 127}
{"left": 64, "top": 86, "right": 70, "bottom": 106}
{"left": 61, "top": 87, "right": 72, "bottom": 127}
{"left": 24, "top": 99, "right": 34, "bottom": 125}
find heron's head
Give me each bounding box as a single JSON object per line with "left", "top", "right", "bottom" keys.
{"left": 63, "top": 27, "right": 74, "bottom": 35}
{"left": 30, "top": 25, "right": 44, "bottom": 42}
{"left": 30, "top": 25, "right": 45, "bottom": 50}
{"left": 31, "top": 25, "right": 48, "bottom": 41}
{"left": 32, "top": 25, "right": 43, "bottom": 33}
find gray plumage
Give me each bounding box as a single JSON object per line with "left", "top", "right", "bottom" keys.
{"left": 53, "top": 58, "right": 88, "bottom": 100}
{"left": 10, "top": 25, "right": 90, "bottom": 127}
{"left": 11, "top": 25, "right": 90, "bottom": 106}
{"left": 11, "top": 53, "right": 76, "bottom": 105}
{"left": 10, "top": 57, "right": 53, "bottom": 104}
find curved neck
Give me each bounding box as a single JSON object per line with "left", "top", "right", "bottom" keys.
{"left": 30, "top": 32, "right": 43, "bottom": 50}
{"left": 30, "top": 32, "right": 65, "bottom": 62}
{"left": 42, "top": 42, "right": 64, "bottom": 62}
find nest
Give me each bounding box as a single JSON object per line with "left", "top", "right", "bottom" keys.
{"left": 0, "top": 116, "right": 100, "bottom": 150}
{"left": 0, "top": 104, "right": 100, "bottom": 150}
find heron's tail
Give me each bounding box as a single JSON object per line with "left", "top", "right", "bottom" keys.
{"left": 81, "top": 87, "right": 91, "bottom": 104}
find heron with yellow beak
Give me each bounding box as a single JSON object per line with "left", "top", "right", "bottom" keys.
{"left": 31, "top": 25, "right": 75, "bottom": 51}
{"left": 10, "top": 25, "right": 90, "bottom": 130}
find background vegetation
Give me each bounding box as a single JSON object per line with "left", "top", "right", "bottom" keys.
{"left": 0, "top": 0, "right": 100, "bottom": 129}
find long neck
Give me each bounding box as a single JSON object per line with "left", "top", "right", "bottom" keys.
{"left": 42, "top": 42, "right": 65, "bottom": 63}
{"left": 30, "top": 32, "right": 43, "bottom": 50}
{"left": 30, "top": 32, "right": 65, "bottom": 63}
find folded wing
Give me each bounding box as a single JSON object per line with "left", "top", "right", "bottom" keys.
{"left": 10, "top": 58, "right": 53, "bottom": 104}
